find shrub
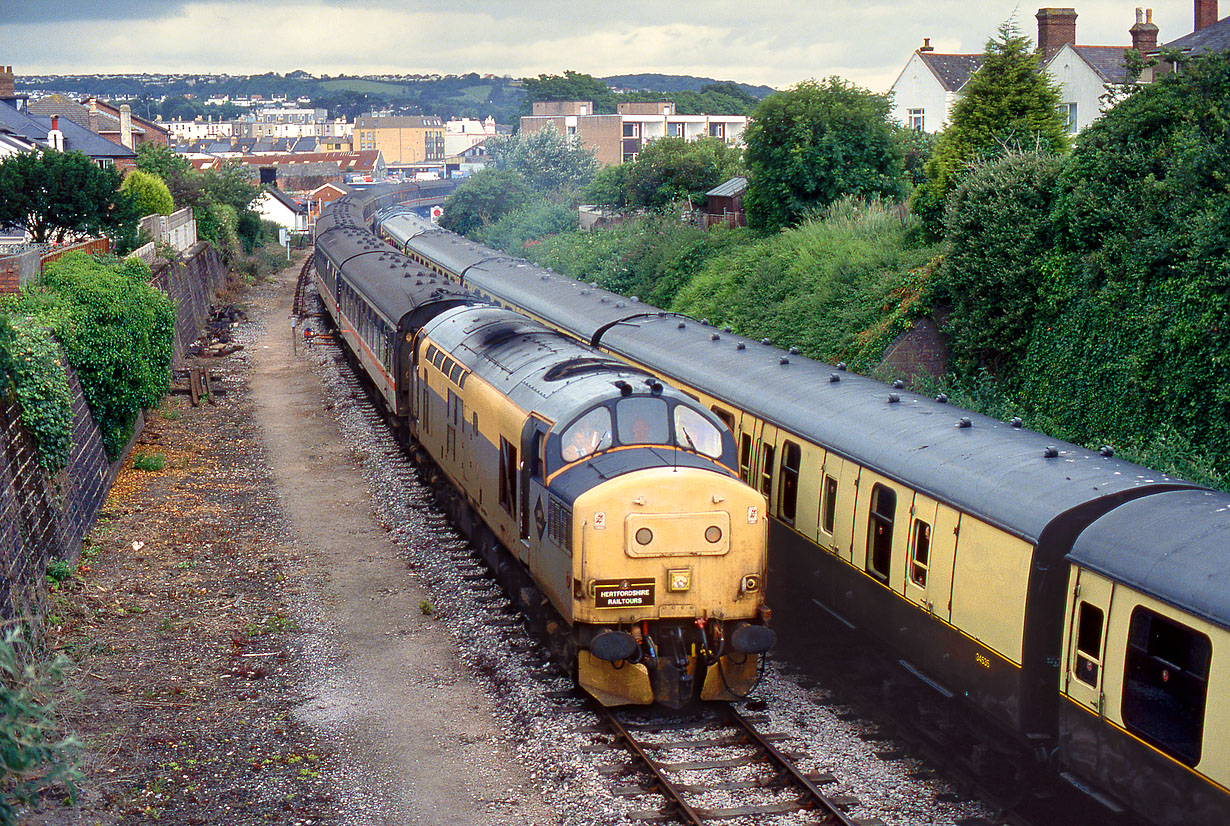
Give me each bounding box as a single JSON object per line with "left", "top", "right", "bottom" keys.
{"left": 0, "top": 319, "right": 73, "bottom": 470}
{"left": 938, "top": 151, "right": 1066, "bottom": 375}
{"left": 0, "top": 630, "right": 79, "bottom": 824}
{"left": 120, "top": 169, "right": 174, "bottom": 217}
{"left": 16, "top": 253, "right": 175, "bottom": 459}
{"left": 475, "top": 200, "right": 576, "bottom": 253}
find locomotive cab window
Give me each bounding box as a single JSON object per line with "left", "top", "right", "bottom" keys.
{"left": 674, "top": 406, "right": 722, "bottom": 458}
{"left": 560, "top": 407, "right": 612, "bottom": 462}
{"left": 779, "top": 441, "right": 801, "bottom": 524}
{"left": 617, "top": 397, "right": 669, "bottom": 446}
{"left": 866, "top": 484, "right": 896, "bottom": 583}
{"left": 1121, "top": 607, "right": 1210, "bottom": 767}
{"left": 1073, "top": 602, "right": 1104, "bottom": 687}
{"left": 909, "top": 519, "right": 930, "bottom": 587}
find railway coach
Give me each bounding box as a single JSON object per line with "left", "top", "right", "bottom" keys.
{"left": 314, "top": 194, "right": 775, "bottom": 708}
{"left": 375, "top": 205, "right": 1230, "bottom": 825}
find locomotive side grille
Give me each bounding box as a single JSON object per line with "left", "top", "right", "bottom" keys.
{"left": 548, "top": 497, "right": 573, "bottom": 552}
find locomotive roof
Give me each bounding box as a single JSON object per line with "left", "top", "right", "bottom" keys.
{"left": 422, "top": 304, "right": 676, "bottom": 423}
{"left": 1069, "top": 488, "right": 1230, "bottom": 630}
{"left": 318, "top": 224, "right": 473, "bottom": 325}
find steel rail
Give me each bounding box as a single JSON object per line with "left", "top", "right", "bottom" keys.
{"left": 597, "top": 704, "right": 706, "bottom": 826}
{"left": 720, "top": 704, "right": 864, "bottom": 826}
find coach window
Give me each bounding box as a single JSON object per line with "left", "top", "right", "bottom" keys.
{"left": 909, "top": 519, "right": 931, "bottom": 587}
{"left": 1073, "top": 602, "right": 1104, "bottom": 687}
{"left": 866, "top": 484, "right": 896, "bottom": 583}
{"left": 779, "top": 441, "right": 801, "bottom": 524}
{"left": 711, "top": 407, "right": 735, "bottom": 431}
{"left": 759, "top": 444, "right": 774, "bottom": 498}
{"left": 821, "top": 475, "right": 838, "bottom": 535}
{"left": 739, "top": 434, "right": 753, "bottom": 483}
{"left": 1121, "top": 606, "right": 1210, "bottom": 766}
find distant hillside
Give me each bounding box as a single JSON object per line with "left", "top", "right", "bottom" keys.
{"left": 602, "top": 74, "right": 776, "bottom": 99}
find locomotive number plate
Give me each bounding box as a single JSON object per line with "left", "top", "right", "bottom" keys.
{"left": 594, "top": 578, "right": 656, "bottom": 609}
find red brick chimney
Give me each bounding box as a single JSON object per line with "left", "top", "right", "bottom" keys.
{"left": 1195, "top": 0, "right": 1219, "bottom": 30}
{"left": 0, "top": 66, "right": 14, "bottom": 98}
{"left": 1037, "top": 7, "right": 1078, "bottom": 61}
{"left": 1131, "top": 8, "right": 1159, "bottom": 52}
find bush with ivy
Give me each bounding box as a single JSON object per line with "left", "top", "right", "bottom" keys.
{"left": 0, "top": 629, "right": 79, "bottom": 824}
{"left": 13, "top": 253, "right": 175, "bottom": 459}
{"left": 474, "top": 200, "right": 578, "bottom": 255}
{"left": 0, "top": 318, "right": 73, "bottom": 470}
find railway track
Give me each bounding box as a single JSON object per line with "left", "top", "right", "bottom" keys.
{"left": 293, "top": 279, "right": 999, "bottom": 826}
{"left": 592, "top": 701, "right": 875, "bottom": 825}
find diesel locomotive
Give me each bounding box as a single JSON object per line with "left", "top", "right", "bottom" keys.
{"left": 312, "top": 184, "right": 774, "bottom": 708}
{"left": 374, "top": 203, "right": 1230, "bottom": 826}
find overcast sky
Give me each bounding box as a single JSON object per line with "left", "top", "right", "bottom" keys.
{"left": 0, "top": 1, "right": 1207, "bottom": 91}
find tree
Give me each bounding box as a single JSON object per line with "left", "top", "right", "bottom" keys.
{"left": 485, "top": 126, "right": 597, "bottom": 196}
{"left": 622, "top": 137, "right": 745, "bottom": 211}
{"left": 439, "top": 169, "right": 537, "bottom": 236}
{"left": 521, "top": 70, "right": 615, "bottom": 115}
{"left": 585, "top": 163, "right": 632, "bottom": 208}
{"left": 912, "top": 22, "right": 1068, "bottom": 233}
{"left": 0, "top": 150, "right": 137, "bottom": 246}
{"left": 201, "top": 161, "right": 260, "bottom": 214}
{"left": 136, "top": 142, "right": 204, "bottom": 210}
{"left": 121, "top": 169, "right": 175, "bottom": 218}
{"left": 742, "top": 78, "right": 904, "bottom": 233}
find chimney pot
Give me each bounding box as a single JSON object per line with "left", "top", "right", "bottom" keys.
{"left": 921, "top": 37, "right": 934, "bottom": 52}
{"left": 1131, "top": 6, "right": 1160, "bottom": 52}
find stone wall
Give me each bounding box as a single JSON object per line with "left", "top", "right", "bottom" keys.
{"left": 0, "top": 242, "right": 228, "bottom": 630}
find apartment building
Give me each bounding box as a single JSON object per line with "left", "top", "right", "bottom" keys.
{"left": 354, "top": 115, "right": 445, "bottom": 165}
{"left": 519, "top": 101, "right": 747, "bottom": 166}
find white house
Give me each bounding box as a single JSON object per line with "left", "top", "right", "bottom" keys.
{"left": 888, "top": 42, "right": 983, "bottom": 132}
{"left": 254, "top": 186, "right": 309, "bottom": 232}
{"left": 1044, "top": 43, "right": 1133, "bottom": 133}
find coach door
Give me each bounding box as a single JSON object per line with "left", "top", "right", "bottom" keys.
{"left": 756, "top": 424, "right": 780, "bottom": 515}
{"left": 902, "top": 493, "right": 957, "bottom": 623}
{"left": 1064, "top": 568, "right": 1115, "bottom": 717}
{"left": 818, "top": 454, "right": 858, "bottom": 564}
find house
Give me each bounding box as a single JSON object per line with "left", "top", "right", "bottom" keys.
{"left": 254, "top": 186, "right": 309, "bottom": 232}
{"left": 0, "top": 68, "right": 135, "bottom": 167}
{"left": 191, "top": 151, "right": 385, "bottom": 189}
{"left": 1040, "top": 8, "right": 1149, "bottom": 133}
{"left": 443, "top": 116, "right": 499, "bottom": 156}
{"left": 703, "top": 177, "right": 747, "bottom": 228}
{"left": 888, "top": 42, "right": 983, "bottom": 132}
{"left": 519, "top": 101, "right": 747, "bottom": 166}
{"left": 305, "top": 182, "right": 351, "bottom": 224}
{"left": 1146, "top": 0, "right": 1229, "bottom": 75}
{"left": 28, "top": 95, "right": 168, "bottom": 150}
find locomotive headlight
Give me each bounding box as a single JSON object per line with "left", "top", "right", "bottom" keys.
{"left": 667, "top": 568, "right": 691, "bottom": 592}
{"left": 705, "top": 525, "right": 723, "bottom": 544}
{"left": 635, "top": 527, "right": 654, "bottom": 545}
{"left": 740, "top": 574, "right": 761, "bottom": 594}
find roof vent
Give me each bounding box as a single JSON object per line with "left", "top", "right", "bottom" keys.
{"left": 702, "top": 319, "right": 710, "bottom": 326}
{"left": 737, "top": 342, "right": 746, "bottom": 350}
{"left": 957, "top": 417, "right": 972, "bottom": 429}
{"left": 599, "top": 297, "right": 608, "bottom": 303}
{"left": 1044, "top": 446, "right": 1059, "bottom": 458}
{"left": 1010, "top": 417, "right": 1023, "bottom": 428}
{"left": 830, "top": 373, "right": 840, "bottom": 383}
{"left": 1099, "top": 445, "right": 1115, "bottom": 458}
{"left": 615, "top": 380, "right": 633, "bottom": 396}
{"left": 630, "top": 296, "right": 640, "bottom": 303}
{"left": 590, "top": 282, "right": 598, "bottom": 288}
{"left": 789, "top": 346, "right": 799, "bottom": 355}
{"left": 892, "top": 379, "right": 904, "bottom": 389}
{"left": 711, "top": 333, "right": 720, "bottom": 341}
{"left": 888, "top": 393, "right": 900, "bottom": 404}
{"left": 761, "top": 338, "right": 771, "bottom": 345}
{"left": 935, "top": 393, "right": 948, "bottom": 404}
{"left": 779, "top": 356, "right": 790, "bottom": 365}
{"left": 837, "top": 362, "right": 847, "bottom": 371}
{"left": 677, "top": 322, "right": 686, "bottom": 329}
{"left": 724, "top": 326, "right": 732, "bottom": 333}
{"left": 616, "top": 302, "right": 626, "bottom": 309}
{"left": 650, "top": 381, "right": 663, "bottom": 395}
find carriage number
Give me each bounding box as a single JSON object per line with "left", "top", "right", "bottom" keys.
{"left": 975, "top": 653, "right": 991, "bottom": 668}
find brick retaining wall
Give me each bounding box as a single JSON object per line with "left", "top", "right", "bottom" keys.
{"left": 0, "top": 242, "right": 228, "bottom": 632}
